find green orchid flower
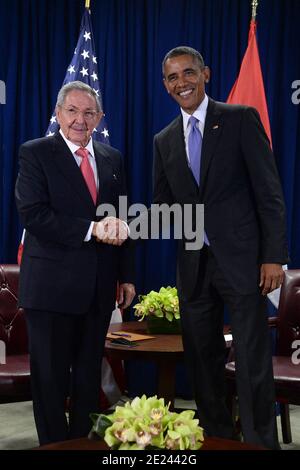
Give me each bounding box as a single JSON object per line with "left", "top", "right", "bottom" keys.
{"left": 90, "top": 395, "right": 204, "bottom": 450}
{"left": 133, "top": 286, "right": 180, "bottom": 322}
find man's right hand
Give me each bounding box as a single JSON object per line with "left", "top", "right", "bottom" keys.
{"left": 93, "top": 217, "right": 128, "bottom": 246}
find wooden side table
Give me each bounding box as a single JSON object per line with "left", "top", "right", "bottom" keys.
{"left": 35, "top": 435, "right": 265, "bottom": 450}
{"left": 105, "top": 322, "right": 231, "bottom": 408}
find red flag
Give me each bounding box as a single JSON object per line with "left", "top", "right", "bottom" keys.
{"left": 227, "top": 20, "right": 272, "bottom": 147}
{"left": 17, "top": 229, "right": 25, "bottom": 266}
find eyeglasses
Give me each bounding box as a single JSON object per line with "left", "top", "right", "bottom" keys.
{"left": 61, "top": 107, "right": 99, "bottom": 121}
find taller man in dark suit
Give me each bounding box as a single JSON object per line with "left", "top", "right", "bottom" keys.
{"left": 153, "top": 47, "right": 288, "bottom": 449}
{"left": 15, "top": 81, "right": 135, "bottom": 445}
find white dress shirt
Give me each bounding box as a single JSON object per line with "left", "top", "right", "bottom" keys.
{"left": 181, "top": 94, "right": 208, "bottom": 163}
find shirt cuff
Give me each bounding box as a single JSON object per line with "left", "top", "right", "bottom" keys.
{"left": 84, "top": 221, "right": 95, "bottom": 242}
{"left": 121, "top": 220, "right": 130, "bottom": 236}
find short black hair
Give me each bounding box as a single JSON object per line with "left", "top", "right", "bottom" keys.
{"left": 162, "top": 46, "right": 205, "bottom": 76}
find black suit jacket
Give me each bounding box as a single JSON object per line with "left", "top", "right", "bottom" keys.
{"left": 15, "top": 133, "right": 134, "bottom": 314}
{"left": 153, "top": 99, "right": 289, "bottom": 298}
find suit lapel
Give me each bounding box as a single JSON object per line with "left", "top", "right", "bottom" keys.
{"left": 199, "top": 99, "right": 223, "bottom": 199}
{"left": 93, "top": 141, "right": 114, "bottom": 206}
{"left": 169, "top": 116, "right": 199, "bottom": 192}
{"left": 51, "top": 133, "right": 96, "bottom": 211}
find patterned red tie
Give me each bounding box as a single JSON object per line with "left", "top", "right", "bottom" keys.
{"left": 75, "top": 147, "right": 97, "bottom": 205}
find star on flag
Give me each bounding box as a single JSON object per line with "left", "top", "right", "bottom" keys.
{"left": 45, "top": 10, "right": 110, "bottom": 144}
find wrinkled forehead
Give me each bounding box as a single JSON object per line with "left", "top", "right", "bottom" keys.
{"left": 63, "top": 90, "right": 97, "bottom": 109}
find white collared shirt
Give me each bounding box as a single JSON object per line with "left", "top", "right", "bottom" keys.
{"left": 181, "top": 94, "right": 208, "bottom": 163}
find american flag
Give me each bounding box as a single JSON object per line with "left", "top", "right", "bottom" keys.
{"left": 45, "top": 8, "right": 110, "bottom": 144}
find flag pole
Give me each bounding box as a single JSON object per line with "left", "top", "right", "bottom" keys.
{"left": 85, "top": 0, "right": 90, "bottom": 9}
{"left": 251, "top": 0, "right": 258, "bottom": 20}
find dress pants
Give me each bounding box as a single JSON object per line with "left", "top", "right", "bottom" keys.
{"left": 179, "top": 246, "right": 280, "bottom": 450}
{"left": 25, "top": 301, "right": 111, "bottom": 445}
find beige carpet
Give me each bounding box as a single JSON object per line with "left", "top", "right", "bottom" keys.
{"left": 0, "top": 400, "right": 299, "bottom": 450}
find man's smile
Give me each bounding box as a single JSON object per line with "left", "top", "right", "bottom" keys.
{"left": 178, "top": 88, "right": 194, "bottom": 97}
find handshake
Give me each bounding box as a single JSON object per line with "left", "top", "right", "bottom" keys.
{"left": 92, "top": 216, "right": 129, "bottom": 246}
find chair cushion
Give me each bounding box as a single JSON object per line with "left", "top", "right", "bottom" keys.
{"left": 226, "top": 357, "right": 300, "bottom": 384}
{"left": 272, "top": 356, "right": 300, "bottom": 383}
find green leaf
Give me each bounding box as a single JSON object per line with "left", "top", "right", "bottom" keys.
{"left": 90, "top": 414, "right": 113, "bottom": 438}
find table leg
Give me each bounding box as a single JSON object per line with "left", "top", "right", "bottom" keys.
{"left": 156, "top": 360, "right": 176, "bottom": 409}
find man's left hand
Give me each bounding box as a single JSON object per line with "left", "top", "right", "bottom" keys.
{"left": 259, "top": 263, "right": 284, "bottom": 296}
{"left": 117, "top": 283, "right": 136, "bottom": 309}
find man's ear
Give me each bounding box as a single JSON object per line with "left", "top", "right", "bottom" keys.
{"left": 55, "top": 106, "right": 61, "bottom": 125}
{"left": 94, "top": 111, "right": 104, "bottom": 128}
{"left": 163, "top": 78, "right": 170, "bottom": 94}
{"left": 203, "top": 66, "right": 211, "bottom": 84}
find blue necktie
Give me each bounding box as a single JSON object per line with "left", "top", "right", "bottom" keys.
{"left": 188, "top": 116, "right": 209, "bottom": 246}
{"left": 188, "top": 116, "right": 202, "bottom": 185}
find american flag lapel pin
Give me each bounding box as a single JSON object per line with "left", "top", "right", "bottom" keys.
{"left": 212, "top": 124, "right": 219, "bottom": 130}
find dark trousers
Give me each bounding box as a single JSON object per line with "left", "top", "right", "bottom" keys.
{"left": 179, "top": 247, "right": 279, "bottom": 449}
{"left": 25, "top": 303, "right": 111, "bottom": 445}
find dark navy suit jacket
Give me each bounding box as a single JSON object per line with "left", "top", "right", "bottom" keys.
{"left": 15, "top": 132, "right": 134, "bottom": 315}
{"left": 153, "top": 99, "right": 289, "bottom": 299}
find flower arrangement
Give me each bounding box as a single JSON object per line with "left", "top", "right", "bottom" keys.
{"left": 133, "top": 286, "right": 180, "bottom": 322}
{"left": 90, "top": 395, "right": 204, "bottom": 450}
